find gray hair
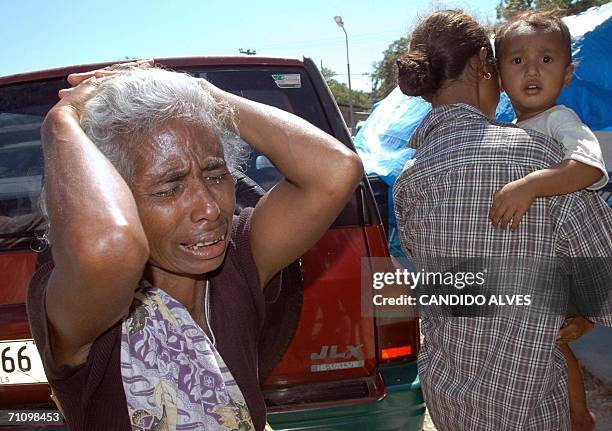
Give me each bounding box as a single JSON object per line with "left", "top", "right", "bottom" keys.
{"left": 81, "top": 67, "right": 247, "bottom": 181}
{"left": 39, "top": 67, "right": 247, "bottom": 245}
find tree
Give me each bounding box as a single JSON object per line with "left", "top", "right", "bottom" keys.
{"left": 321, "top": 66, "right": 336, "bottom": 81}
{"left": 497, "top": 0, "right": 609, "bottom": 19}
{"left": 496, "top": 0, "right": 532, "bottom": 20}
{"left": 370, "top": 36, "right": 410, "bottom": 103}
{"left": 321, "top": 67, "right": 371, "bottom": 109}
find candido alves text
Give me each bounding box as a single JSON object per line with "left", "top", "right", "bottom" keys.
{"left": 371, "top": 268, "right": 532, "bottom": 307}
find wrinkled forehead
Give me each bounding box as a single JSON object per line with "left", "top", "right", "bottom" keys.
{"left": 131, "top": 119, "right": 225, "bottom": 180}
{"left": 151, "top": 120, "right": 220, "bottom": 153}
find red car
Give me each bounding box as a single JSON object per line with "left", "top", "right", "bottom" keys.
{"left": 0, "top": 57, "right": 424, "bottom": 430}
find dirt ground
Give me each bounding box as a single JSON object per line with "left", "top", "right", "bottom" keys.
{"left": 421, "top": 367, "right": 612, "bottom": 431}
{"left": 422, "top": 409, "right": 437, "bottom": 431}
{"left": 584, "top": 369, "right": 612, "bottom": 431}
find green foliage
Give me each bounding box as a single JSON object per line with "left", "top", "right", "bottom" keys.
{"left": 320, "top": 66, "right": 336, "bottom": 81}
{"left": 496, "top": 0, "right": 610, "bottom": 20}
{"left": 496, "top": 0, "right": 532, "bottom": 20}
{"left": 370, "top": 36, "right": 411, "bottom": 103}
{"left": 321, "top": 67, "right": 371, "bottom": 109}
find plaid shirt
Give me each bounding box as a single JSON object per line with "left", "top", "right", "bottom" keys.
{"left": 393, "top": 104, "right": 612, "bottom": 431}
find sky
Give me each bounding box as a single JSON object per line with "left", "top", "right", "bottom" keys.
{"left": 2, "top": 0, "right": 499, "bottom": 92}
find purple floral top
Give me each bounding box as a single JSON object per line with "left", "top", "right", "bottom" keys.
{"left": 120, "top": 280, "right": 255, "bottom": 430}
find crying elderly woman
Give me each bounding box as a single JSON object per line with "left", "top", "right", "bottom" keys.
{"left": 27, "top": 63, "right": 362, "bottom": 431}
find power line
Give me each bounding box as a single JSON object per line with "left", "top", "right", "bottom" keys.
{"left": 258, "top": 36, "right": 401, "bottom": 51}
{"left": 329, "top": 72, "right": 372, "bottom": 76}
{"left": 255, "top": 28, "right": 406, "bottom": 50}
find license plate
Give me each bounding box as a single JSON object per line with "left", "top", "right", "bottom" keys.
{"left": 0, "top": 340, "right": 48, "bottom": 385}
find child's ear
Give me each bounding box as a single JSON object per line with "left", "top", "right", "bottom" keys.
{"left": 563, "top": 62, "right": 575, "bottom": 88}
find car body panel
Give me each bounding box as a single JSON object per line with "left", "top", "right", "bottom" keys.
{"left": 265, "top": 227, "right": 377, "bottom": 386}
{"left": 268, "top": 362, "right": 424, "bottom": 431}
{"left": 0, "top": 252, "right": 36, "bottom": 305}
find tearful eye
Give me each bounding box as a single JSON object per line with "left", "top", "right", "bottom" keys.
{"left": 153, "top": 189, "right": 175, "bottom": 198}
{"left": 152, "top": 184, "right": 180, "bottom": 197}
{"left": 205, "top": 173, "right": 229, "bottom": 185}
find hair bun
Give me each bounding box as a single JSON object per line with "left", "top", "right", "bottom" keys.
{"left": 397, "top": 52, "right": 440, "bottom": 97}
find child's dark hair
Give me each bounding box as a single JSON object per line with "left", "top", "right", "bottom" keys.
{"left": 397, "top": 9, "right": 493, "bottom": 98}
{"left": 495, "top": 10, "right": 572, "bottom": 63}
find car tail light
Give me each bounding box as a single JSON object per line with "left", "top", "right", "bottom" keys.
{"left": 361, "top": 225, "right": 420, "bottom": 365}
{"left": 376, "top": 317, "right": 419, "bottom": 364}
{"left": 381, "top": 346, "right": 412, "bottom": 360}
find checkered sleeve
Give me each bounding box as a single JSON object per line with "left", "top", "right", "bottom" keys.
{"left": 555, "top": 191, "right": 612, "bottom": 325}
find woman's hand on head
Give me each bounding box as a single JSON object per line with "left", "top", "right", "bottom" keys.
{"left": 50, "top": 59, "right": 154, "bottom": 122}
{"left": 489, "top": 177, "right": 537, "bottom": 230}
{"left": 50, "top": 76, "right": 104, "bottom": 122}
{"left": 195, "top": 77, "right": 225, "bottom": 102}
{"left": 65, "top": 58, "right": 154, "bottom": 87}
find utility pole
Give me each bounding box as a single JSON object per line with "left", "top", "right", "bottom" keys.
{"left": 334, "top": 16, "right": 354, "bottom": 132}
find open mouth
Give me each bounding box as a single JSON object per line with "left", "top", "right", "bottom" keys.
{"left": 181, "top": 234, "right": 225, "bottom": 251}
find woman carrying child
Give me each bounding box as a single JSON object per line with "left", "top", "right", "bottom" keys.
{"left": 393, "top": 8, "right": 612, "bottom": 431}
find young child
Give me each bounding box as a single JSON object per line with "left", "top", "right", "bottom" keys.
{"left": 490, "top": 10, "right": 608, "bottom": 230}
{"left": 491, "top": 10, "right": 607, "bottom": 431}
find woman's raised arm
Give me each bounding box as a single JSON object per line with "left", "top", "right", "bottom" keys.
{"left": 200, "top": 80, "right": 363, "bottom": 287}
{"left": 41, "top": 78, "right": 149, "bottom": 366}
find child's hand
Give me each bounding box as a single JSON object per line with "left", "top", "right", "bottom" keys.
{"left": 557, "top": 317, "right": 594, "bottom": 343}
{"left": 489, "top": 178, "right": 537, "bottom": 230}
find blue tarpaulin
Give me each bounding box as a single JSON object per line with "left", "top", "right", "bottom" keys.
{"left": 353, "top": 88, "right": 430, "bottom": 259}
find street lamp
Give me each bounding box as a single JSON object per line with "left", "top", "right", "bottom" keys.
{"left": 334, "top": 15, "right": 354, "bottom": 132}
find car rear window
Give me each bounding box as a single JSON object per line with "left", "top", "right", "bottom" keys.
{"left": 0, "top": 79, "right": 64, "bottom": 249}
{"left": 0, "top": 65, "right": 358, "bottom": 251}
{"left": 184, "top": 67, "right": 333, "bottom": 191}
